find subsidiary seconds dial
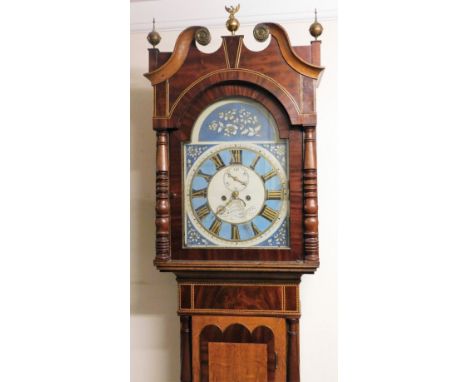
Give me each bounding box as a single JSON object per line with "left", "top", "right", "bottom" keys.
{"left": 223, "top": 165, "right": 249, "bottom": 192}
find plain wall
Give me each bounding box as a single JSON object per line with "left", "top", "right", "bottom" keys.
{"left": 131, "top": 19, "right": 337, "bottom": 382}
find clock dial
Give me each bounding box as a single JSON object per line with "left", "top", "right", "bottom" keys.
{"left": 185, "top": 143, "right": 288, "bottom": 247}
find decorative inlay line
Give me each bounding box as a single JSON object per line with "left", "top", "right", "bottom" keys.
{"left": 153, "top": 86, "right": 157, "bottom": 118}
{"left": 235, "top": 37, "right": 243, "bottom": 68}
{"left": 165, "top": 80, "right": 170, "bottom": 116}
{"left": 297, "top": 290, "right": 300, "bottom": 313}
{"left": 282, "top": 286, "right": 286, "bottom": 311}
{"left": 222, "top": 39, "right": 230, "bottom": 68}
{"left": 179, "top": 282, "right": 298, "bottom": 287}
{"left": 178, "top": 308, "right": 300, "bottom": 314}
{"left": 191, "top": 284, "right": 194, "bottom": 309}
{"left": 299, "top": 74, "right": 303, "bottom": 112}
{"left": 166, "top": 68, "right": 304, "bottom": 118}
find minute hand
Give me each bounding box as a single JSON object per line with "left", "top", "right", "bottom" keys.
{"left": 227, "top": 173, "right": 247, "bottom": 186}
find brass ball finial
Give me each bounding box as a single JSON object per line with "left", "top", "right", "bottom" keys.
{"left": 147, "top": 18, "right": 161, "bottom": 48}
{"left": 309, "top": 9, "right": 323, "bottom": 40}
{"left": 225, "top": 4, "right": 240, "bottom": 35}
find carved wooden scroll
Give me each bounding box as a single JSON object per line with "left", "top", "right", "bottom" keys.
{"left": 253, "top": 23, "right": 324, "bottom": 80}
{"left": 155, "top": 130, "right": 170, "bottom": 262}
{"left": 144, "top": 26, "right": 212, "bottom": 85}
{"left": 303, "top": 127, "right": 319, "bottom": 264}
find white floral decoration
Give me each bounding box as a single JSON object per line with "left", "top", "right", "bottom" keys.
{"left": 208, "top": 107, "right": 263, "bottom": 137}
{"left": 185, "top": 145, "right": 213, "bottom": 172}
{"left": 261, "top": 144, "right": 287, "bottom": 167}
{"left": 186, "top": 220, "right": 211, "bottom": 246}
{"left": 265, "top": 222, "right": 288, "bottom": 247}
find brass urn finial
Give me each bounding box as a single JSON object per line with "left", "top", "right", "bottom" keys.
{"left": 309, "top": 9, "right": 323, "bottom": 40}
{"left": 147, "top": 18, "right": 161, "bottom": 48}
{"left": 225, "top": 4, "right": 240, "bottom": 35}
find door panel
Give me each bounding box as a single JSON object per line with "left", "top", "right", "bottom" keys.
{"left": 192, "top": 316, "right": 286, "bottom": 382}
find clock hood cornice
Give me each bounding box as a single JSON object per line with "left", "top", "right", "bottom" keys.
{"left": 143, "top": 23, "right": 324, "bottom": 85}
{"left": 144, "top": 22, "right": 324, "bottom": 129}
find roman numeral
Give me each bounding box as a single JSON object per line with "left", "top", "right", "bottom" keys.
{"left": 210, "top": 154, "right": 225, "bottom": 170}
{"left": 197, "top": 170, "right": 212, "bottom": 182}
{"left": 230, "top": 149, "right": 242, "bottom": 164}
{"left": 262, "top": 169, "right": 277, "bottom": 182}
{"left": 195, "top": 204, "right": 210, "bottom": 220}
{"left": 231, "top": 224, "right": 240, "bottom": 240}
{"left": 209, "top": 218, "right": 222, "bottom": 236}
{"left": 251, "top": 222, "right": 261, "bottom": 236}
{"left": 191, "top": 188, "right": 207, "bottom": 198}
{"left": 266, "top": 190, "right": 283, "bottom": 200}
{"left": 250, "top": 154, "right": 260, "bottom": 170}
{"left": 259, "top": 205, "right": 278, "bottom": 222}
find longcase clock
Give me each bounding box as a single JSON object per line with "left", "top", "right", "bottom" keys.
{"left": 144, "top": 7, "right": 325, "bottom": 382}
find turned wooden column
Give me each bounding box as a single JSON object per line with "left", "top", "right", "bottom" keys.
{"left": 155, "top": 130, "right": 170, "bottom": 262}
{"left": 303, "top": 126, "right": 319, "bottom": 264}
{"left": 287, "top": 318, "right": 300, "bottom": 382}
{"left": 303, "top": 35, "right": 321, "bottom": 266}
{"left": 180, "top": 316, "right": 192, "bottom": 382}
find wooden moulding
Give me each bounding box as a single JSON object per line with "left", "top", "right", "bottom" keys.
{"left": 156, "top": 261, "right": 318, "bottom": 274}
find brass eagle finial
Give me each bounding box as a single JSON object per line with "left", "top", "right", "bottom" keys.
{"left": 225, "top": 4, "right": 240, "bottom": 35}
